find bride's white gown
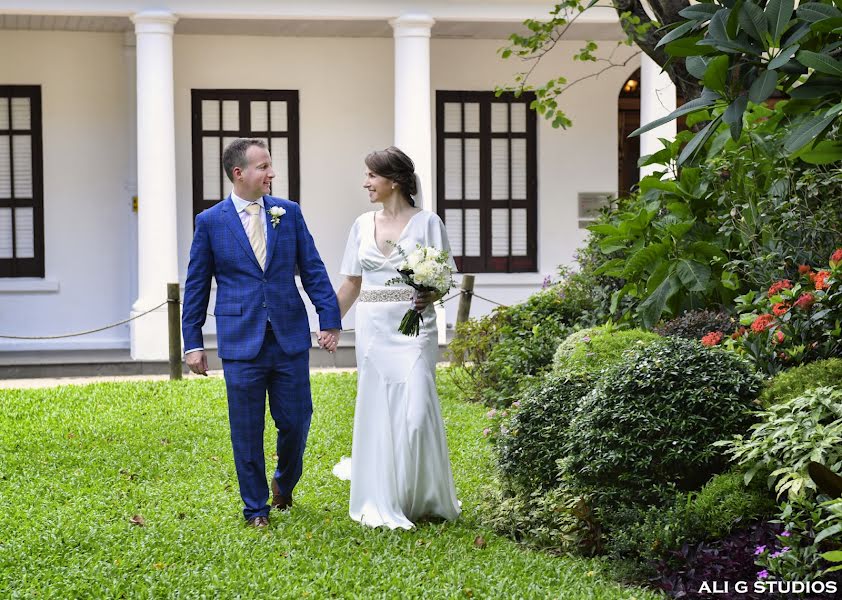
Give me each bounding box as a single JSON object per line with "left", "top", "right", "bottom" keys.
{"left": 332, "top": 209, "right": 461, "bottom": 529}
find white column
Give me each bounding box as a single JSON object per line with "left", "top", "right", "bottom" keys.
{"left": 390, "top": 14, "right": 434, "bottom": 211}
{"left": 123, "top": 32, "right": 139, "bottom": 317}
{"left": 639, "top": 53, "right": 677, "bottom": 178}
{"left": 130, "top": 10, "right": 179, "bottom": 360}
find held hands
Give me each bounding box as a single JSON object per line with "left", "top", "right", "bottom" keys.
{"left": 318, "top": 329, "right": 340, "bottom": 353}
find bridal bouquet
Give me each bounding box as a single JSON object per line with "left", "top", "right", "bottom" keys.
{"left": 386, "top": 243, "right": 455, "bottom": 336}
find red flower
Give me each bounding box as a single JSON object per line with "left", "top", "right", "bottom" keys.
{"left": 751, "top": 314, "right": 775, "bottom": 333}
{"left": 701, "top": 331, "right": 723, "bottom": 347}
{"left": 831, "top": 248, "right": 842, "bottom": 266}
{"left": 794, "top": 293, "right": 816, "bottom": 310}
{"left": 772, "top": 302, "right": 790, "bottom": 316}
{"left": 773, "top": 330, "right": 785, "bottom": 344}
{"left": 767, "top": 280, "right": 793, "bottom": 297}
{"left": 814, "top": 270, "right": 831, "bottom": 291}
{"left": 798, "top": 264, "right": 812, "bottom": 275}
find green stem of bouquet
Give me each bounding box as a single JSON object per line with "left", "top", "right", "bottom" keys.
{"left": 399, "top": 308, "right": 423, "bottom": 337}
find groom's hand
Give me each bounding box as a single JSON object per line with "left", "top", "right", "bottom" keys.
{"left": 185, "top": 350, "right": 209, "bottom": 376}
{"left": 318, "top": 329, "right": 340, "bottom": 353}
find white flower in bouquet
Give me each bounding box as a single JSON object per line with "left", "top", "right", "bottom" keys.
{"left": 386, "top": 242, "right": 455, "bottom": 336}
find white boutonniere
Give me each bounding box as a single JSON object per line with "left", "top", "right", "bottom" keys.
{"left": 268, "top": 206, "right": 286, "bottom": 228}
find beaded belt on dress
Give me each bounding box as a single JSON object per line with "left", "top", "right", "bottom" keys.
{"left": 359, "top": 288, "right": 414, "bottom": 302}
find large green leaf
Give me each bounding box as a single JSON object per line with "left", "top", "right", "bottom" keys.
{"left": 586, "top": 223, "right": 621, "bottom": 236}
{"left": 812, "top": 17, "right": 842, "bottom": 33}
{"left": 796, "top": 50, "right": 842, "bottom": 77}
{"left": 708, "top": 8, "right": 732, "bottom": 43}
{"left": 784, "top": 111, "right": 840, "bottom": 153}
{"left": 686, "top": 55, "right": 710, "bottom": 79}
{"left": 666, "top": 36, "right": 720, "bottom": 56}
{"left": 689, "top": 241, "right": 726, "bottom": 260}
{"left": 656, "top": 21, "right": 697, "bottom": 49}
{"left": 768, "top": 45, "right": 799, "bottom": 69}
{"left": 593, "top": 258, "right": 627, "bottom": 277}
{"left": 797, "top": 3, "right": 842, "bottom": 23}
{"left": 667, "top": 202, "right": 693, "bottom": 220}
{"left": 665, "top": 219, "right": 696, "bottom": 238}
{"left": 767, "top": 0, "right": 795, "bottom": 43}
{"left": 799, "top": 140, "right": 842, "bottom": 164}
{"left": 676, "top": 259, "right": 712, "bottom": 292}
{"left": 639, "top": 178, "right": 679, "bottom": 194}
{"left": 788, "top": 80, "right": 841, "bottom": 99}
{"left": 630, "top": 91, "right": 720, "bottom": 137}
{"left": 781, "top": 22, "right": 812, "bottom": 47}
{"left": 724, "top": 95, "right": 749, "bottom": 139}
{"left": 749, "top": 69, "right": 779, "bottom": 102}
{"left": 679, "top": 115, "right": 723, "bottom": 164}
{"left": 739, "top": 1, "right": 768, "bottom": 41}
{"left": 646, "top": 260, "right": 671, "bottom": 295}
{"left": 721, "top": 271, "right": 741, "bottom": 290}
{"left": 598, "top": 235, "right": 628, "bottom": 254}
{"left": 680, "top": 4, "right": 722, "bottom": 22}
{"left": 638, "top": 272, "right": 680, "bottom": 328}
{"left": 624, "top": 244, "right": 667, "bottom": 280}
{"left": 703, "top": 55, "right": 731, "bottom": 91}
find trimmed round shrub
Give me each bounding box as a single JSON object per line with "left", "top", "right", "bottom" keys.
{"left": 759, "top": 357, "right": 842, "bottom": 406}
{"left": 654, "top": 308, "right": 735, "bottom": 340}
{"left": 496, "top": 373, "right": 591, "bottom": 493}
{"left": 552, "top": 325, "right": 660, "bottom": 378}
{"left": 562, "top": 337, "right": 762, "bottom": 501}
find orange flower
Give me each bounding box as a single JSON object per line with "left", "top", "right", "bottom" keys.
{"left": 701, "top": 331, "right": 723, "bottom": 347}
{"left": 772, "top": 302, "right": 790, "bottom": 316}
{"left": 798, "top": 264, "right": 812, "bottom": 275}
{"left": 751, "top": 314, "right": 775, "bottom": 333}
{"left": 831, "top": 248, "right": 842, "bottom": 267}
{"left": 767, "top": 280, "right": 793, "bottom": 297}
{"left": 814, "top": 270, "right": 831, "bottom": 291}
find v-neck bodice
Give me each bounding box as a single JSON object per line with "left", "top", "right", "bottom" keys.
{"left": 373, "top": 210, "right": 423, "bottom": 259}
{"left": 339, "top": 210, "right": 457, "bottom": 289}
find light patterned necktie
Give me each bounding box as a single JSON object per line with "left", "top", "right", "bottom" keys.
{"left": 244, "top": 203, "right": 266, "bottom": 270}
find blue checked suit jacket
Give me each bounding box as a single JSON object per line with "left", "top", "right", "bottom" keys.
{"left": 182, "top": 195, "right": 341, "bottom": 360}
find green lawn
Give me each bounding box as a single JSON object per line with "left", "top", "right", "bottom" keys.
{"left": 0, "top": 371, "right": 660, "bottom": 599}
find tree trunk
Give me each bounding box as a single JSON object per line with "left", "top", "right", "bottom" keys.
{"left": 613, "top": 0, "right": 702, "bottom": 102}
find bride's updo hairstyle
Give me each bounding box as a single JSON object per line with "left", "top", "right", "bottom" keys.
{"left": 365, "top": 146, "right": 418, "bottom": 207}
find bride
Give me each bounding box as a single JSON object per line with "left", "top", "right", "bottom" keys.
{"left": 332, "top": 146, "right": 461, "bottom": 529}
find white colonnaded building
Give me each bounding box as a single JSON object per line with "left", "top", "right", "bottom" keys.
{"left": 0, "top": 0, "right": 676, "bottom": 370}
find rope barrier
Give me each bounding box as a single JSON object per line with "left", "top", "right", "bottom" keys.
{"left": 0, "top": 300, "right": 168, "bottom": 340}
{"left": 0, "top": 288, "right": 505, "bottom": 341}
{"left": 468, "top": 292, "right": 507, "bottom": 308}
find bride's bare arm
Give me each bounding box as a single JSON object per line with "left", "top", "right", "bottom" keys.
{"left": 337, "top": 276, "right": 362, "bottom": 318}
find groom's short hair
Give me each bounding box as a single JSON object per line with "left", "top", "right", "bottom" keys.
{"left": 222, "top": 138, "right": 268, "bottom": 182}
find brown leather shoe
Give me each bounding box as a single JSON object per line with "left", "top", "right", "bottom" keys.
{"left": 271, "top": 478, "right": 293, "bottom": 511}
{"left": 247, "top": 515, "right": 269, "bottom": 529}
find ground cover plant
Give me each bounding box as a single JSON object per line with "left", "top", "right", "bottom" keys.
{"left": 0, "top": 372, "right": 659, "bottom": 599}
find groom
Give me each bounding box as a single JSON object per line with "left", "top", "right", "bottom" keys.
{"left": 182, "top": 138, "right": 341, "bottom": 528}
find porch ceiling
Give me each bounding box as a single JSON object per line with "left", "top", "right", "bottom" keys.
{"left": 0, "top": 13, "right": 624, "bottom": 40}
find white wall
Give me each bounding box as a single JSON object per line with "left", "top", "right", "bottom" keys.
{"left": 0, "top": 31, "right": 133, "bottom": 350}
